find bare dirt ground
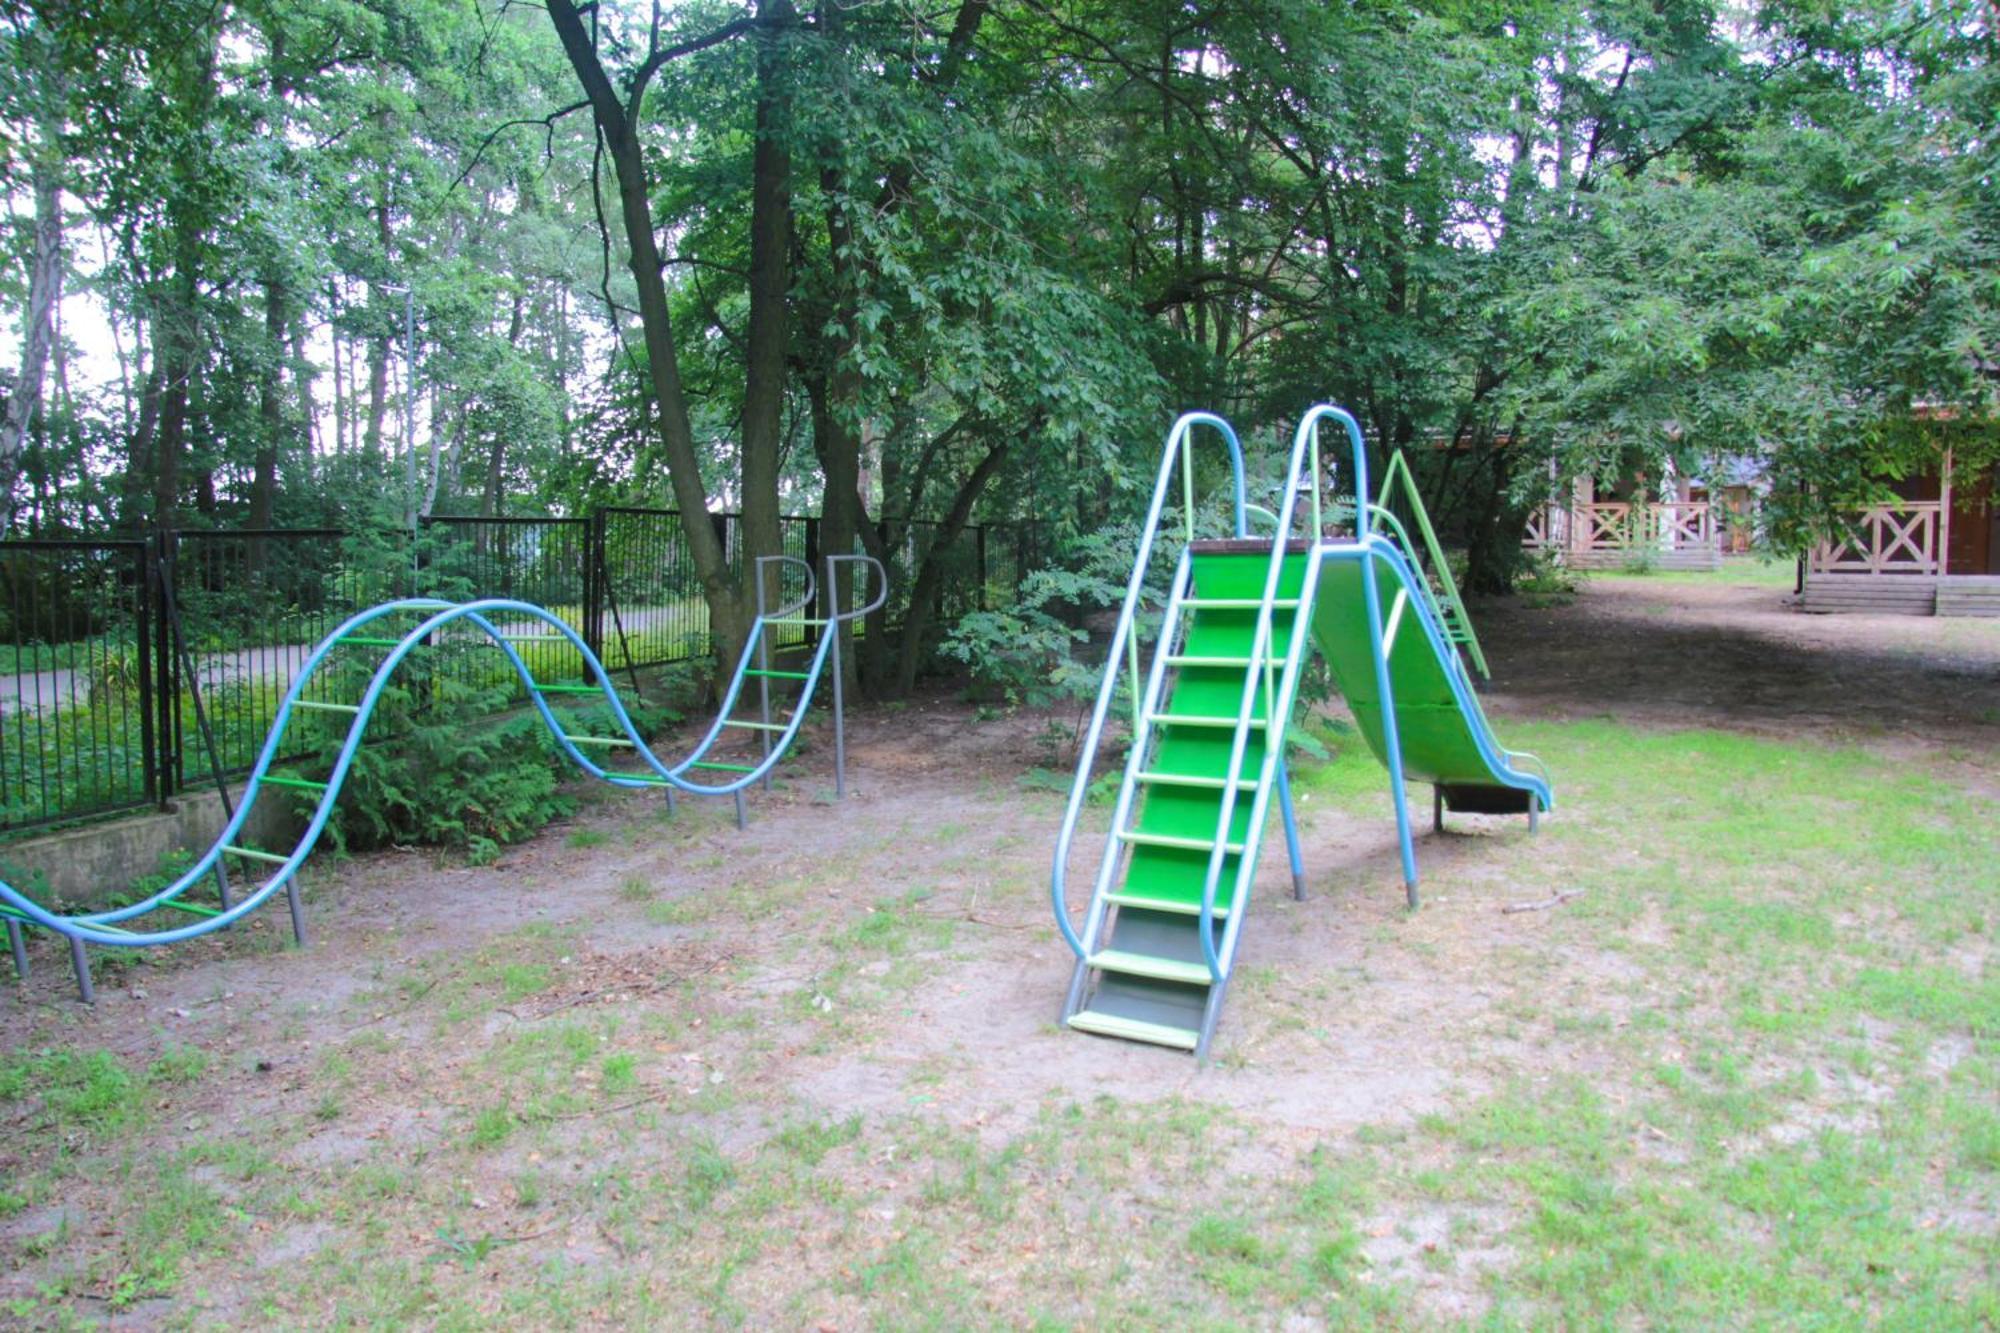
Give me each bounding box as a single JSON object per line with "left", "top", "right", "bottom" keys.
{"left": 1481, "top": 575, "right": 2000, "bottom": 748}
{"left": 2, "top": 573, "right": 1995, "bottom": 1327}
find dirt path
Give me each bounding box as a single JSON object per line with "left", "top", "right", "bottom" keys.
{"left": 1477, "top": 576, "right": 2000, "bottom": 749}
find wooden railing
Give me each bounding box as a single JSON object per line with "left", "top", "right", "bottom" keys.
{"left": 1808, "top": 502, "right": 1940, "bottom": 576}
{"left": 1522, "top": 501, "right": 1717, "bottom": 556}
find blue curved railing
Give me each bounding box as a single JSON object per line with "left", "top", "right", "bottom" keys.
{"left": 1, "top": 557, "right": 884, "bottom": 952}
{"left": 1049, "top": 411, "right": 1250, "bottom": 964}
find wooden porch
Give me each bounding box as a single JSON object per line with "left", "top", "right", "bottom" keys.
{"left": 1523, "top": 500, "right": 1723, "bottom": 571}
{"left": 1799, "top": 452, "right": 2000, "bottom": 617}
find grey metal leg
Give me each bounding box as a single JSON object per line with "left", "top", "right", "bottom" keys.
{"left": 1529, "top": 798, "right": 1540, "bottom": 834}
{"left": 733, "top": 789, "right": 747, "bottom": 830}
{"left": 664, "top": 786, "right": 679, "bottom": 817}
{"left": 829, "top": 566, "right": 848, "bottom": 800}
{"left": 1433, "top": 786, "right": 1444, "bottom": 834}
{"left": 7, "top": 919, "right": 27, "bottom": 980}
{"left": 69, "top": 936, "right": 94, "bottom": 1003}
{"left": 213, "top": 860, "right": 234, "bottom": 916}
{"left": 285, "top": 877, "right": 308, "bottom": 947}
{"left": 1275, "top": 763, "right": 1306, "bottom": 901}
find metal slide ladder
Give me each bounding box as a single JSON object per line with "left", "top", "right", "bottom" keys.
{"left": 1368, "top": 451, "right": 1489, "bottom": 679}
{"left": 1053, "top": 408, "right": 1397, "bottom": 1058}
{"left": 1, "top": 554, "right": 885, "bottom": 1000}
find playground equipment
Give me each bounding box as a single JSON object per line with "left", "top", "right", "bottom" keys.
{"left": 1051, "top": 406, "right": 1551, "bottom": 1056}
{"left": 1, "top": 553, "right": 885, "bottom": 1001}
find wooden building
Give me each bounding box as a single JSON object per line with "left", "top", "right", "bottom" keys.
{"left": 1800, "top": 449, "right": 2000, "bottom": 617}
{"left": 1523, "top": 463, "right": 1724, "bottom": 572}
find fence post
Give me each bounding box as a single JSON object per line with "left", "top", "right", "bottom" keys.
{"left": 975, "top": 525, "right": 988, "bottom": 611}
{"left": 803, "top": 516, "right": 821, "bottom": 644}
{"left": 584, "top": 509, "right": 604, "bottom": 678}
{"left": 153, "top": 532, "right": 181, "bottom": 804}
{"left": 135, "top": 539, "right": 163, "bottom": 808}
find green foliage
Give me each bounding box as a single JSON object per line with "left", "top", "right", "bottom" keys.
{"left": 941, "top": 527, "right": 1142, "bottom": 709}
{"left": 304, "top": 682, "right": 675, "bottom": 862}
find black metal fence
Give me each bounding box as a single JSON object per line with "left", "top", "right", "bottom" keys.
{"left": 0, "top": 509, "right": 1035, "bottom": 836}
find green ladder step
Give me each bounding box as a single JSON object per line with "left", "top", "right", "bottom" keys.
{"left": 1066, "top": 1009, "right": 1199, "bottom": 1051}
{"left": 259, "top": 775, "right": 327, "bottom": 792}
{"left": 534, "top": 683, "right": 603, "bottom": 695}
{"left": 562, "top": 734, "right": 634, "bottom": 748}
{"left": 339, "top": 636, "right": 403, "bottom": 647}
{"left": 160, "top": 900, "right": 223, "bottom": 918}
{"left": 721, "top": 719, "right": 788, "bottom": 732}
{"left": 1117, "top": 830, "right": 1245, "bottom": 855}
{"left": 1088, "top": 949, "right": 1214, "bottom": 986}
{"left": 295, "top": 700, "right": 359, "bottom": 714}
{"left": 689, "top": 760, "right": 758, "bottom": 773}
{"left": 1164, "top": 654, "right": 1284, "bottom": 668}
{"left": 1134, "top": 770, "right": 1257, "bottom": 792}
{"left": 765, "top": 617, "right": 829, "bottom": 627}
{"left": 1147, "top": 712, "right": 1272, "bottom": 730}
{"left": 223, "top": 845, "right": 289, "bottom": 865}
{"left": 1183, "top": 597, "right": 1301, "bottom": 610}
{"left": 1105, "top": 890, "right": 1231, "bottom": 919}
{"left": 744, "top": 668, "right": 810, "bottom": 680}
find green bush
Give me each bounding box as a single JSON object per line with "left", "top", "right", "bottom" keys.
{"left": 941, "top": 528, "right": 1145, "bottom": 709}
{"left": 293, "top": 657, "right": 676, "bottom": 864}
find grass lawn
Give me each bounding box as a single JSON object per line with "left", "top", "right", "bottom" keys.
{"left": 0, "top": 582, "right": 1993, "bottom": 1328}
{"left": 1590, "top": 554, "right": 1798, "bottom": 588}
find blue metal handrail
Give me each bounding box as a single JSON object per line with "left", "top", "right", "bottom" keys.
{"left": 1050, "top": 412, "right": 1246, "bottom": 960}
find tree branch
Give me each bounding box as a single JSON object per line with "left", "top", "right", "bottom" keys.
{"left": 452, "top": 99, "right": 590, "bottom": 191}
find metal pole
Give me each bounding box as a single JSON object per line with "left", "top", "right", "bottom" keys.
{"left": 69, "top": 936, "right": 92, "bottom": 1003}
{"left": 159, "top": 545, "right": 234, "bottom": 912}
{"left": 828, "top": 553, "right": 847, "bottom": 799}
{"left": 756, "top": 564, "right": 773, "bottom": 793}
{"left": 6, "top": 919, "right": 26, "bottom": 980}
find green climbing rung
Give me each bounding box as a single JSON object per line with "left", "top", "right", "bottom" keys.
{"left": 534, "top": 683, "right": 602, "bottom": 695}
{"left": 1117, "top": 829, "right": 1245, "bottom": 855}
{"left": 260, "top": 775, "right": 327, "bottom": 792}
{"left": 722, "top": 720, "right": 787, "bottom": 732}
{"left": 744, "top": 668, "right": 810, "bottom": 680}
{"left": 1184, "top": 597, "right": 1301, "bottom": 610}
{"left": 223, "top": 845, "right": 288, "bottom": 865}
{"left": 1066, "top": 1011, "right": 1199, "bottom": 1051}
{"left": 1135, "top": 770, "right": 1256, "bottom": 792}
{"left": 1088, "top": 949, "right": 1215, "bottom": 986}
{"left": 160, "top": 900, "right": 223, "bottom": 918}
{"left": 339, "top": 636, "right": 403, "bottom": 648}
{"left": 1147, "top": 711, "right": 1268, "bottom": 730}
{"left": 1164, "top": 653, "right": 1283, "bottom": 668}
{"left": 296, "top": 700, "right": 359, "bottom": 714}
{"left": 765, "top": 618, "right": 828, "bottom": 627}
{"left": 690, "top": 760, "right": 758, "bottom": 773}
{"left": 561, "top": 734, "right": 634, "bottom": 748}
{"left": 1105, "top": 890, "right": 1232, "bottom": 919}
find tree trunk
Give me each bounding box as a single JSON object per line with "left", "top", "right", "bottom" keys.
{"left": 739, "top": 0, "right": 797, "bottom": 612}
{"left": 365, "top": 168, "right": 392, "bottom": 457}
{"left": 121, "top": 362, "right": 162, "bottom": 534}
{"left": 894, "top": 437, "right": 1010, "bottom": 694}
{"left": 0, "top": 145, "right": 63, "bottom": 535}
{"left": 249, "top": 274, "right": 288, "bottom": 529}
{"left": 545, "top": 0, "right": 752, "bottom": 677}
